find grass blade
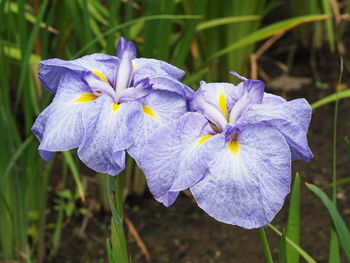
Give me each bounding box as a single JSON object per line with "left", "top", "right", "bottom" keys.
{"left": 196, "top": 15, "right": 261, "bottom": 31}
{"left": 279, "top": 231, "right": 287, "bottom": 263}
{"left": 268, "top": 224, "right": 317, "bottom": 263}
{"left": 62, "top": 151, "right": 85, "bottom": 202}
{"left": 286, "top": 173, "right": 301, "bottom": 263}
{"left": 258, "top": 227, "right": 274, "bottom": 263}
{"left": 306, "top": 183, "right": 350, "bottom": 261}
{"left": 311, "top": 89, "right": 350, "bottom": 110}
{"left": 209, "top": 14, "right": 331, "bottom": 61}
{"left": 73, "top": 14, "right": 201, "bottom": 58}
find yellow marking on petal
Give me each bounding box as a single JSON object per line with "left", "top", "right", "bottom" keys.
{"left": 91, "top": 69, "right": 109, "bottom": 83}
{"left": 218, "top": 91, "right": 229, "bottom": 120}
{"left": 132, "top": 60, "right": 137, "bottom": 71}
{"left": 142, "top": 105, "right": 157, "bottom": 119}
{"left": 196, "top": 135, "right": 214, "bottom": 146}
{"left": 74, "top": 93, "right": 97, "bottom": 102}
{"left": 112, "top": 103, "right": 121, "bottom": 112}
{"left": 228, "top": 140, "right": 239, "bottom": 155}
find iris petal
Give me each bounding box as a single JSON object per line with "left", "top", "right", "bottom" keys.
{"left": 140, "top": 112, "right": 221, "bottom": 206}
{"left": 240, "top": 98, "right": 313, "bottom": 161}
{"left": 127, "top": 90, "right": 188, "bottom": 162}
{"left": 39, "top": 54, "right": 118, "bottom": 93}
{"left": 32, "top": 71, "right": 96, "bottom": 160}
{"left": 78, "top": 96, "right": 143, "bottom": 175}
{"left": 191, "top": 124, "right": 291, "bottom": 229}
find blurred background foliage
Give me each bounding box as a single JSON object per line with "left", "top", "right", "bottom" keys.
{"left": 1, "top": 0, "right": 350, "bottom": 262}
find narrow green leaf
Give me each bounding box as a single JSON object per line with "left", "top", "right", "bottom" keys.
{"left": 62, "top": 151, "right": 85, "bottom": 202}
{"left": 209, "top": 14, "right": 330, "bottom": 61}
{"left": 73, "top": 14, "right": 201, "bottom": 58}
{"left": 306, "top": 183, "right": 350, "bottom": 261}
{"left": 196, "top": 15, "right": 261, "bottom": 31}
{"left": 329, "top": 228, "right": 340, "bottom": 263}
{"left": 311, "top": 90, "right": 350, "bottom": 110}
{"left": 279, "top": 231, "right": 287, "bottom": 263}
{"left": 268, "top": 224, "right": 317, "bottom": 263}
{"left": 258, "top": 227, "right": 274, "bottom": 263}
{"left": 286, "top": 173, "right": 301, "bottom": 263}
{"left": 321, "top": 0, "right": 335, "bottom": 52}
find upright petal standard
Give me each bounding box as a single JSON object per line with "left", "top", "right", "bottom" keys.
{"left": 32, "top": 37, "right": 191, "bottom": 175}
{"left": 141, "top": 71, "right": 313, "bottom": 229}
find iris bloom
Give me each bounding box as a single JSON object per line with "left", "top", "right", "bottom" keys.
{"left": 32, "top": 37, "right": 191, "bottom": 175}
{"left": 140, "top": 72, "right": 313, "bottom": 229}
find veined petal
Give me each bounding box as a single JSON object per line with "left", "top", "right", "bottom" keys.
{"left": 115, "top": 38, "right": 136, "bottom": 99}
{"left": 118, "top": 78, "right": 153, "bottom": 102}
{"left": 132, "top": 58, "right": 185, "bottom": 81}
{"left": 32, "top": 71, "right": 97, "bottom": 159}
{"left": 191, "top": 124, "right": 291, "bottom": 229}
{"left": 127, "top": 90, "right": 188, "bottom": 162}
{"left": 78, "top": 96, "right": 143, "bottom": 175}
{"left": 193, "top": 81, "right": 244, "bottom": 115}
{"left": 39, "top": 54, "right": 118, "bottom": 93}
{"left": 147, "top": 76, "right": 194, "bottom": 99}
{"left": 116, "top": 37, "right": 136, "bottom": 60}
{"left": 240, "top": 98, "right": 313, "bottom": 161}
{"left": 140, "top": 112, "right": 220, "bottom": 206}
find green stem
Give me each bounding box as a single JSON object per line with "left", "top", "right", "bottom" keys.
{"left": 258, "top": 227, "right": 274, "bottom": 263}
{"left": 106, "top": 174, "right": 129, "bottom": 263}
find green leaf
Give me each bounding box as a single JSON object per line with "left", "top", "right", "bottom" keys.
{"left": 329, "top": 228, "right": 340, "bottom": 263}
{"left": 62, "top": 151, "right": 85, "bottom": 202}
{"left": 196, "top": 15, "right": 261, "bottom": 31}
{"left": 279, "top": 231, "right": 287, "bottom": 263}
{"left": 73, "top": 14, "right": 202, "bottom": 58}
{"left": 286, "top": 173, "right": 301, "bottom": 263}
{"left": 209, "top": 14, "right": 331, "bottom": 61}
{"left": 311, "top": 90, "right": 350, "bottom": 110}
{"left": 306, "top": 183, "right": 350, "bottom": 261}
{"left": 268, "top": 224, "right": 317, "bottom": 263}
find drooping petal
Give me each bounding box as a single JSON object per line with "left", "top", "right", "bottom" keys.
{"left": 78, "top": 96, "right": 143, "bottom": 175}
{"left": 132, "top": 58, "right": 193, "bottom": 98}
{"left": 191, "top": 124, "right": 291, "bottom": 229}
{"left": 39, "top": 54, "right": 118, "bottom": 93}
{"left": 132, "top": 58, "right": 185, "bottom": 81}
{"left": 140, "top": 112, "right": 222, "bottom": 206}
{"left": 147, "top": 76, "right": 194, "bottom": 99}
{"left": 127, "top": 90, "right": 188, "bottom": 162}
{"left": 240, "top": 98, "right": 313, "bottom": 161}
{"left": 32, "top": 71, "right": 98, "bottom": 160}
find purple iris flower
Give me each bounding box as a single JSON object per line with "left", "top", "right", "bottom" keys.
{"left": 32, "top": 37, "right": 192, "bottom": 175}
{"left": 140, "top": 71, "right": 313, "bottom": 229}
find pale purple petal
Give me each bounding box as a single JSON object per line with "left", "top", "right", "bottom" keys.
{"left": 119, "top": 78, "right": 153, "bottom": 102}
{"left": 78, "top": 96, "right": 143, "bottom": 175}
{"left": 116, "top": 37, "right": 136, "bottom": 60}
{"left": 39, "top": 54, "right": 118, "bottom": 93}
{"left": 191, "top": 124, "right": 291, "bottom": 229}
{"left": 32, "top": 71, "right": 96, "bottom": 160}
{"left": 140, "top": 112, "right": 221, "bottom": 206}
{"left": 127, "top": 90, "right": 188, "bottom": 162}
{"left": 133, "top": 58, "right": 185, "bottom": 81}
{"left": 240, "top": 98, "right": 313, "bottom": 161}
